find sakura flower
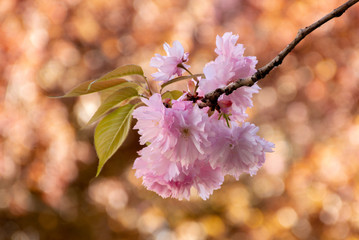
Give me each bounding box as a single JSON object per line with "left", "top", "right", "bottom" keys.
{"left": 150, "top": 40, "right": 189, "bottom": 82}
{"left": 162, "top": 101, "right": 212, "bottom": 167}
{"left": 198, "top": 32, "right": 257, "bottom": 94}
{"left": 133, "top": 95, "right": 212, "bottom": 167}
{"left": 215, "top": 32, "right": 257, "bottom": 79}
{"left": 215, "top": 32, "right": 245, "bottom": 59}
{"left": 190, "top": 160, "right": 224, "bottom": 200}
{"left": 233, "top": 56, "right": 257, "bottom": 80}
{"left": 218, "top": 84, "right": 260, "bottom": 122}
{"left": 208, "top": 122, "right": 274, "bottom": 180}
{"left": 134, "top": 146, "right": 224, "bottom": 200}
{"left": 132, "top": 93, "right": 171, "bottom": 145}
{"left": 198, "top": 56, "right": 235, "bottom": 93}
{"left": 134, "top": 146, "right": 181, "bottom": 182}
{"left": 131, "top": 33, "right": 274, "bottom": 200}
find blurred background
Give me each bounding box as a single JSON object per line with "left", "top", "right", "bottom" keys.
{"left": 1, "top": 0, "right": 359, "bottom": 239}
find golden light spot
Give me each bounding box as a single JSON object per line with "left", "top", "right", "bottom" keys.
{"left": 315, "top": 59, "right": 337, "bottom": 82}
{"left": 246, "top": 209, "right": 264, "bottom": 228}
{"left": 277, "top": 207, "right": 298, "bottom": 228}
{"left": 200, "top": 215, "right": 225, "bottom": 237}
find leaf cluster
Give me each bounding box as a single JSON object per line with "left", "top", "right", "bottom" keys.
{"left": 58, "top": 65, "right": 188, "bottom": 176}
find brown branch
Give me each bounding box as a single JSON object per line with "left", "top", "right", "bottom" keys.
{"left": 199, "top": 0, "right": 359, "bottom": 109}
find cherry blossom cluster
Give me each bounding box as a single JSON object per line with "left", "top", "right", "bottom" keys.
{"left": 132, "top": 32, "right": 274, "bottom": 200}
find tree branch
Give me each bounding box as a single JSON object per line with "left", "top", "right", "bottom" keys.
{"left": 199, "top": 0, "right": 359, "bottom": 109}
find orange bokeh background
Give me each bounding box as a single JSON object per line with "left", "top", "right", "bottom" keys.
{"left": 1, "top": 0, "right": 359, "bottom": 239}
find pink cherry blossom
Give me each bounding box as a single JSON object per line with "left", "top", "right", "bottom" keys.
{"left": 133, "top": 146, "right": 224, "bottom": 200}
{"left": 133, "top": 95, "right": 213, "bottom": 168}
{"left": 215, "top": 32, "right": 257, "bottom": 79}
{"left": 215, "top": 32, "right": 245, "bottom": 59}
{"left": 162, "top": 101, "right": 212, "bottom": 167}
{"left": 199, "top": 56, "right": 235, "bottom": 93}
{"left": 208, "top": 122, "right": 274, "bottom": 180}
{"left": 190, "top": 160, "right": 224, "bottom": 200}
{"left": 134, "top": 146, "right": 181, "bottom": 182}
{"left": 132, "top": 33, "right": 274, "bottom": 200}
{"left": 218, "top": 84, "right": 260, "bottom": 122}
{"left": 233, "top": 56, "right": 257, "bottom": 80}
{"left": 132, "top": 93, "right": 174, "bottom": 146}
{"left": 198, "top": 33, "right": 257, "bottom": 94}
{"left": 150, "top": 40, "right": 189, "bottom": 82}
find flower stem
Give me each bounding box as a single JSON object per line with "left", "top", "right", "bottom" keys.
{"left": 143, "top": 76, "right": 153, "bottom": 96}
{"left": 178, "top": 63, "right": 202, "bottom": 92}
{"left": 223, "top": 114, "right": 231, "bottom": 128}
{"left": 178, "top": 64, "right": 199, "bottom": 82}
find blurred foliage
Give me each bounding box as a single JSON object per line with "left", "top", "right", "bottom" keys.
{"left": 1, "top": 0, "right": 359, "bottom": 239}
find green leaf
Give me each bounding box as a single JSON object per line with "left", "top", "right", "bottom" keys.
{"left": 96, "top": 64, "right": 144, "bottom": 81}
{"left": 95, "top": 104, "right": 136, "bottom": 176}
{"left": 55, "top": 64, "right": 144, "bottom": 98}
{"left": 87, "top": 64, "right": 144, "bottom": 89}
{"left": 57, "top": 79, "right": 128, "bottom": 97}
{"left": 161, "top": 90, "right": 184, "bottom": 100}
{"left": 98, "top": 82, "right": 146, "bottom": 101}
{"left": 88, "top": 87, "right": 139, "bottom": 125}
{"left": 161, "top": 74, "right": 204, "bottom": 89}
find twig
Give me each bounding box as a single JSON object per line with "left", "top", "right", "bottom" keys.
{"left": 199, "top": 0, "right": 359, "bottom": 109}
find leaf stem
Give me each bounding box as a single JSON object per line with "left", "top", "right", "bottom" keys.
{"left": 139, "top": 94, "right": 149, "bottom": 100}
